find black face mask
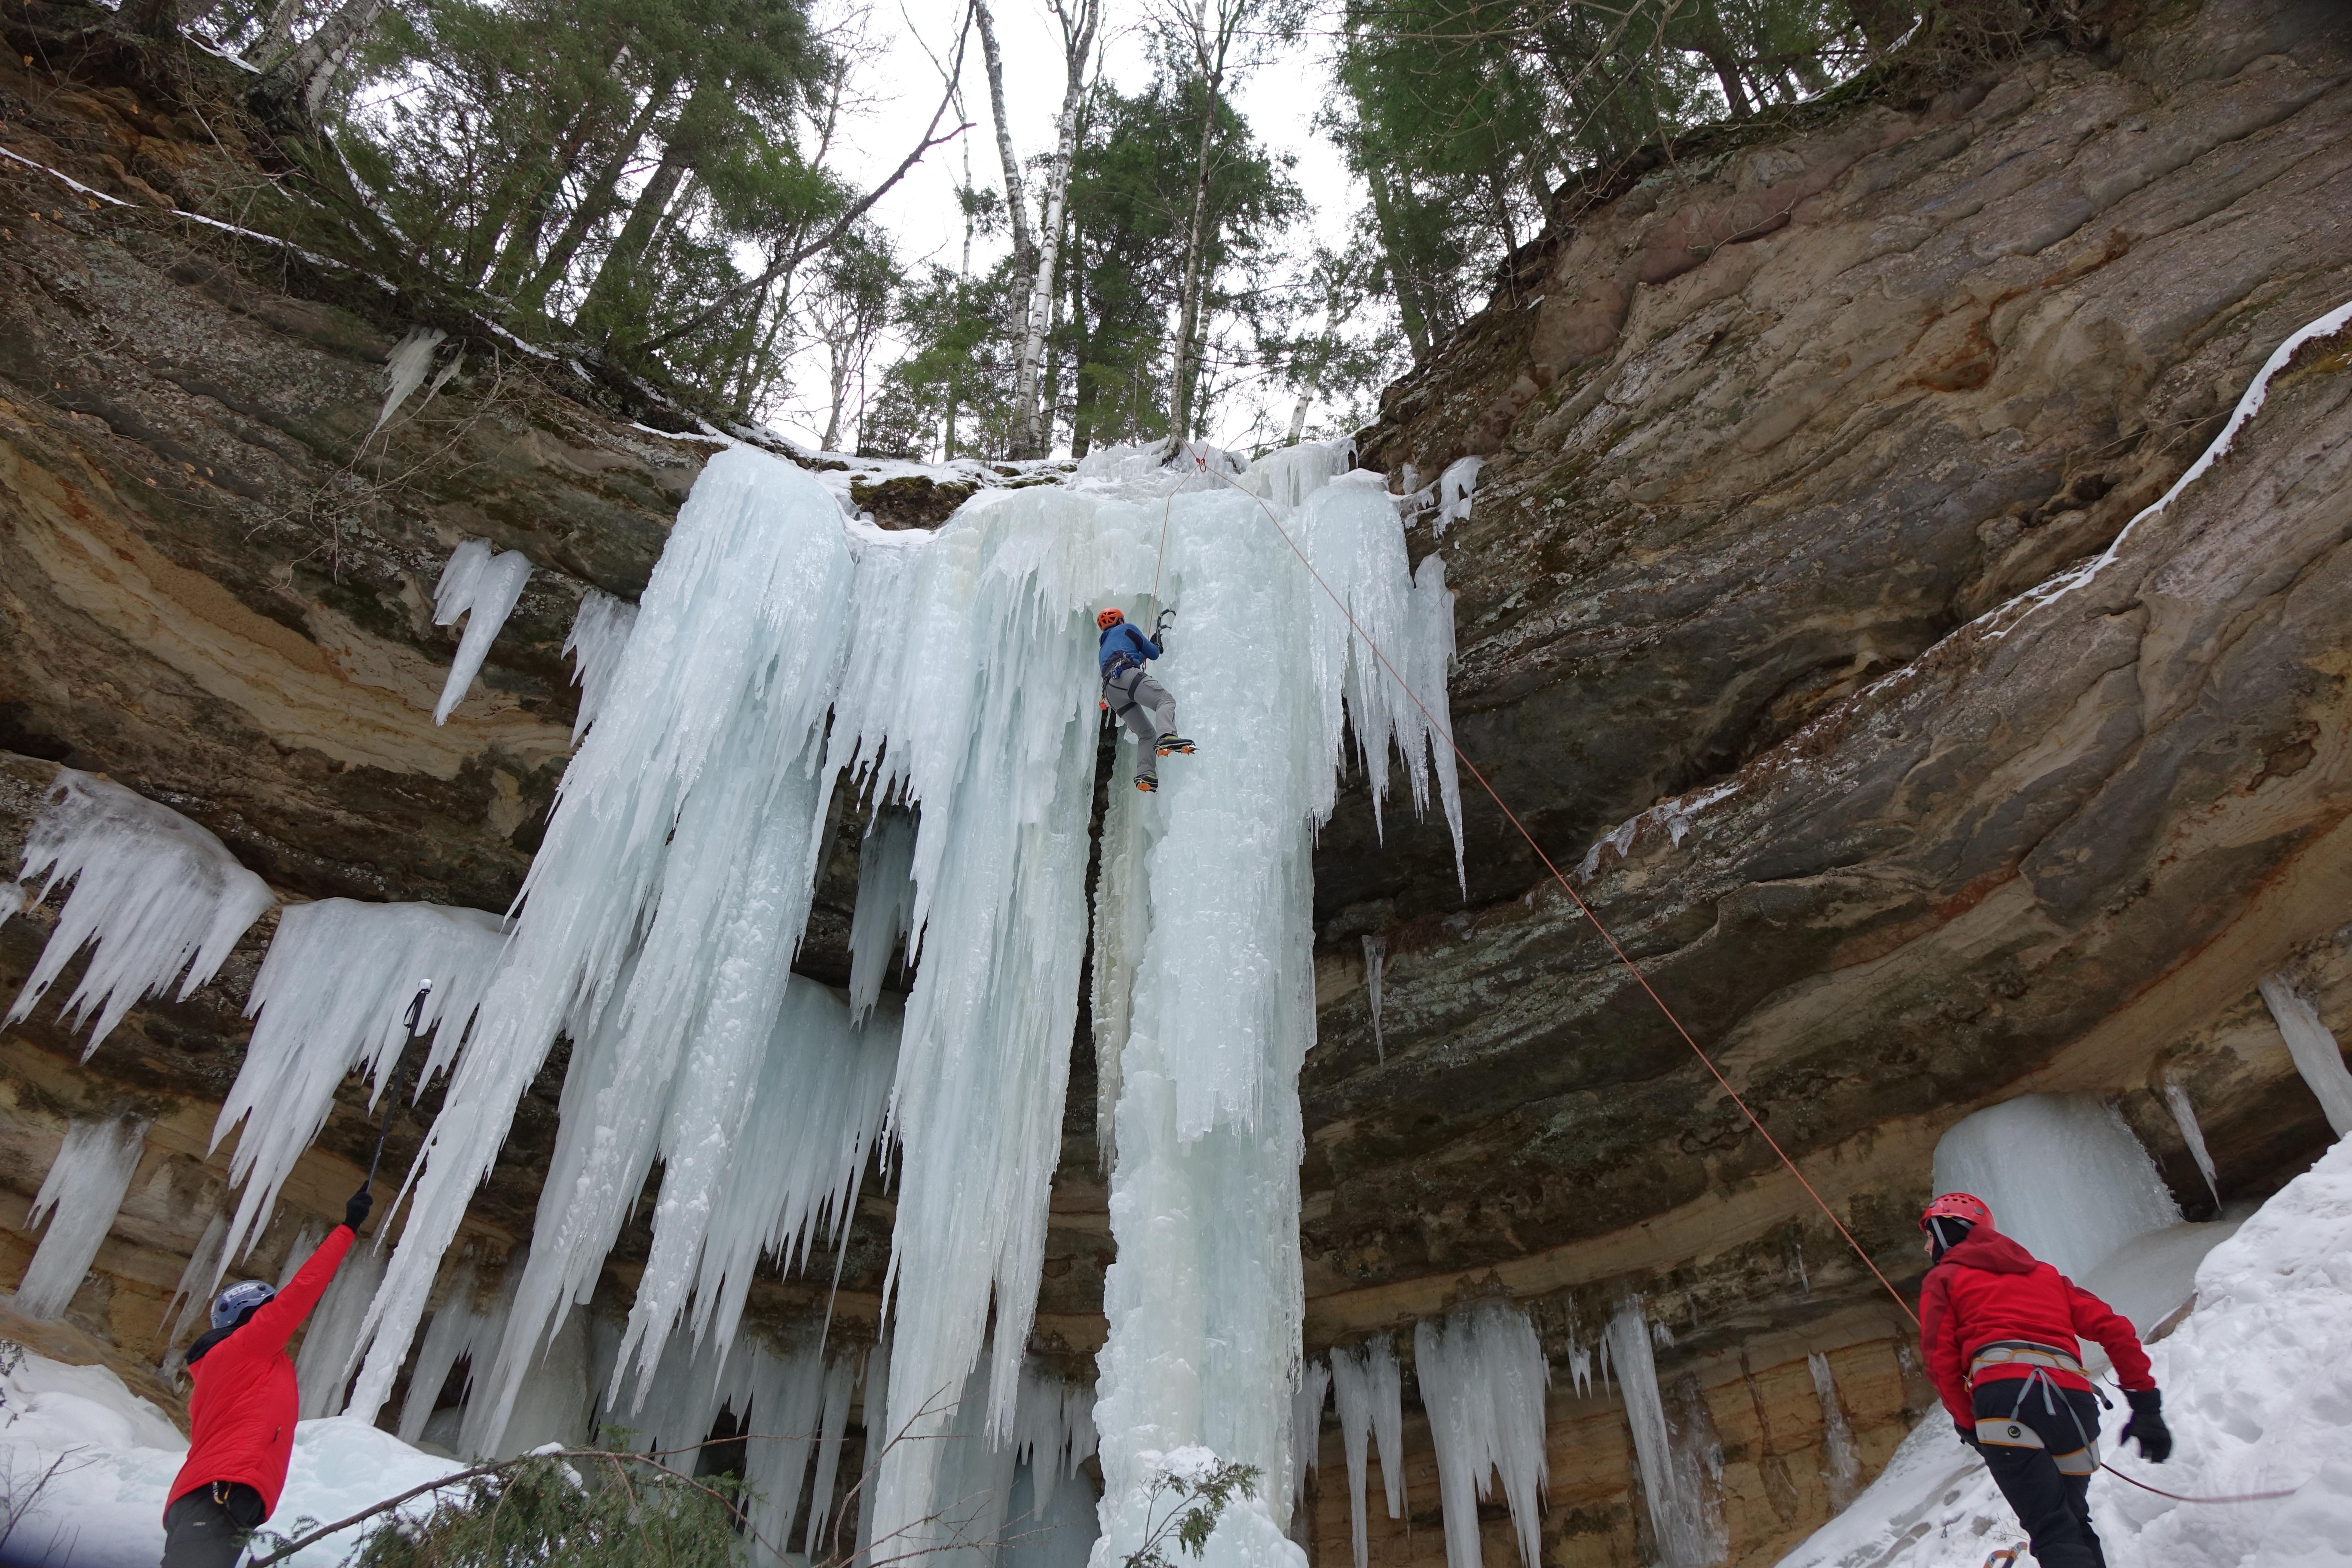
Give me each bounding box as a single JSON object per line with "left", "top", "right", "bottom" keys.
{"left": 1927, "top": 1216, "right": 1975, "bottom": 1261}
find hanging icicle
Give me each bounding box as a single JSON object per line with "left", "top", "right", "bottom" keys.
{"left": 431, "top": 538, "right": 533, "bottom": 725}
{"left": 1413, "top": 1302, "right": 1550, "bottom": 1568}
{"left": 13, "top": 1115, "right": 150, "bottom": 1320}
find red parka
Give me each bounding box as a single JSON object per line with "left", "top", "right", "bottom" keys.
{"left": 1919, "top": 1226, "right": 2154, "bottom": 1425}
{"left": 165, "top": 1222, "right": 355, "bottom": 1519}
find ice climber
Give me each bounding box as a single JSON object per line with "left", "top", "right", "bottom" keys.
{"left": 1918, "top": 1192, "right": 2172, "bottom": 1568}
{"left": 161, "top": 1184, "right": 375, "bottom": 1567}
{"left": 1098, "top": 606, "right": 1193, "bottom": 793}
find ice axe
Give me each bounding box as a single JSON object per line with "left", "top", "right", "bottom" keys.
{"left": 364, "top": 979, "right": 432, "bottom": 1193}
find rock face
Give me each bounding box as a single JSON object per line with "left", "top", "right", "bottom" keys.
{"left": 3, "top": 1, "right": 2351, "bottom": 1564}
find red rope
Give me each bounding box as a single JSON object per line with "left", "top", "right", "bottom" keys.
{"left": 1184, "top": 451, "right": 1923, "bottom": 1326}
{"left": 2098, "top": 1464, "right": 2300, "bottom": 1505}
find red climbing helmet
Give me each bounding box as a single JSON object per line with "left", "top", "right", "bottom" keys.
{"left": 1097, "top": 607, "right": 1125, "bottom": 630}
{"left": 1919, "top": 1191, "right": 1994, "bottom": 1231}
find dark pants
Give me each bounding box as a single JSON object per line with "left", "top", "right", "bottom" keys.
{"left": 162, "top": 1481, "right": 266, "bottom": 1568}
{"left": 1973, "top": 1381, "right": 2106, "bottom": 1568}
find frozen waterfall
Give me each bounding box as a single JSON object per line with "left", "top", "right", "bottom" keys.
{"left": 563, "top": 587, "right": 639, "bottom": 741}
{"left": 13, "top": 1115, "right": 150, "bottom": 1320}
{"left": 6, "top": 770, "right": 272, "bottom": 1053}
{"left": 1931, "top": 1094, "right": 2180, "bottom": 1280}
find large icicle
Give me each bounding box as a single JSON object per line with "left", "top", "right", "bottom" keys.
{"left": 563, "top": 588, "right": 639, "bottom": 742}
{"left": 215, "top": 898, "right": 509, "bottom": 1271}
{"left": 1361, "top": 936, "right": 1385, "bottom": 1063}
{"left": 847, "top": 810, "right": 919, "bottom": 1021}
{"left": 1289, "top": 1356, "right": 1330, "bottom": 1528}
{"left": 6, "top": 771, "right": 272, "bottom": 1053}
{"left": 1328, "top": 1338, "right": 1406, "bottom": 1568}
{"left": 162, "top": 1210, "right": 231, "bottom": 1347}
{"left": 1604, "top": 1298, "right": 1716, "bottom": 1568}
{"left": 13, "top": 1116, "right": 149, "bottom": 1319}
{"left": 1413, "top": 1302, "right": 1550, "bottom": 1568}
{"left": 2257, "top": 973, "right": 2352, "bottom": 1135}
{"left": 1807, "top": 1353, "right": 1860, "bottom": 1511}
{"left": 2163, "top": 1079, "right": 2223, "bottom": 1209}
{"left": 1930, "top": 1093, "right": 2180, "bottom": 1279}
{"left": 295, "top": 1239, "right": 389, "bottom": 1418}
{"left": 430, "top": 538, "right": 534, "bottom": 724}
{"left": 346, "top": 449, "right": 855, "bottom": 1426}
{"left": 1093, "top": 466, "right": 1463, "bottom": 1568}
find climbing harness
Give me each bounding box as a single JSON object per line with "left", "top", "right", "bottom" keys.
{"left": 1187, "top": 446, "right": 1919, "bottom": 1323}
{"left": 364, "top": 979, "right": 433, "bottom": 1192}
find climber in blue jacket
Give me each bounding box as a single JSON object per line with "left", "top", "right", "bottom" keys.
{"left": 1097, "top": 607, "right": 1193, "bottom": 793}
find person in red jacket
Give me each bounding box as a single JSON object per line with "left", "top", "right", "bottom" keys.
{"left": 160, "top": 1185, "right": 373, "bottom": 1567}
{"left": 1917, "top": 1192, "right": 2173, "bottom": 1568}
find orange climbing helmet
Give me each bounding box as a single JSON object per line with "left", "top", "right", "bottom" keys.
{"left": 1097, "top": 607, "right": 1125, "bottom": 630}
{"left": 1919, "top": 1192, "right": 1994, "bottom": 1231}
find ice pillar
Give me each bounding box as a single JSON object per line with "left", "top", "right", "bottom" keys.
{"left": 2258, "top": 974, "right": 2352, "bottom": 1136}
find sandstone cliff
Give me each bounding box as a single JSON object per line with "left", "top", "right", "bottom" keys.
{"left": 2, "top": 1, "right": 2349, "bottom": 1564}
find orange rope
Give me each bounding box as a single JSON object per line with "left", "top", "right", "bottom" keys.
{"left": 1185, "top": 447, "right": 1923, "bottom": 1327}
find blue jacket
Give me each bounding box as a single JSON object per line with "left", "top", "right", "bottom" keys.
{"left": 1098, "top": 621, "right": 1161, "bottom": 678}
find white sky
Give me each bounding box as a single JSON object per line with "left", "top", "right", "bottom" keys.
{"left": 765, "top": 0, "right": 1361, "bottom": 452}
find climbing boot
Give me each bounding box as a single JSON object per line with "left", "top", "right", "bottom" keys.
{"left": 1155, "top": 733, "right": 1195, "bottom": 756}
{"left": 1135, "top": 773, "right": 1158, "bottom": 793}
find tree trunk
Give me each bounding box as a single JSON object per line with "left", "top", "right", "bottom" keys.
{"left": 1007, "top": 0, "right": 1097, "bottom": 459}
{"left": 1366, "top": 171, "right": 1431, "bottom": 361}
{"left": 476, "top": 63, "right": 617, "bottom": 292}
{"left": 250, "top": 0, "right": 307, "bottom": 67}
{"left": 514, "top": 79, "right": 674, "bottom": 313}
{"left": 583, "top": 75, "right": 728, "bottom": 323}
{"left": 1067, "top": 237, "right": 1096, "bottom": 458}
{"left": 1167, "top": 66, "right": 1221, "bottom": 453}
{"left": 260, "top": 0, "right": 391, "bottom": 122}
{"left": 971, "top": 0, "right": 1034, "bottom": 276}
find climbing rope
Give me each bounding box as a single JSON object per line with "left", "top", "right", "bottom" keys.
{"left": 1179, "top": 448, "right": 1921, "bottom": 1326}
{"left": 2097, "top": 1466, "right": 2300, "bottom": 1505}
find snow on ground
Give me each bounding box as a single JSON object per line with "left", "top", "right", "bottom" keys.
{"left": 0, "top": 1344, "right": 459, "bottom": 1566}
{"left": 1781, "top": 1134, "right": 2352, "bottom": 1568}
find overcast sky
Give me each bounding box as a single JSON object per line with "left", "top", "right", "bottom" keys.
{"left": 766, "top": 0, "right": 1359, "bottom": 451}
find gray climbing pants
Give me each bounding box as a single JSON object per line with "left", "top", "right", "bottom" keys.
{"left": 1103, "top": 667, "right": 1175, "bottom": 767}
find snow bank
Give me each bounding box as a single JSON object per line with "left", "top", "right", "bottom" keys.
{"left": 1779, "top": 1133, "right": 2352, "bottom": 1568}
{"left": 6, "top": 771, "right": 273, "bottom": 1053}
{"left": 0, "top": 1344, "right": 456, "bottom": 1566}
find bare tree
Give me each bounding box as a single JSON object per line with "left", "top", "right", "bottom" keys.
{"left": 1007, "top": 0, "right": 1101, "bottom": 459}
{"left": 971, "top": 0, "right": 1035, "bottom": 278}
{"left": 260, "top": 0, "right": 394, "bottom": 121}
{"left": 1159, "top": 0, "right": 1249, "bottom": 453}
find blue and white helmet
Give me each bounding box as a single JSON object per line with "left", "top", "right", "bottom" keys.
{"left": 211, "top": 1280, "right": 275, "bottom": 1330}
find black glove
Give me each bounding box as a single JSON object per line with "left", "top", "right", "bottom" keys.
{"left": 2121, "top": 1388, "right": 2171, "bottom": 1463}
{"left": 344, "top": 1185, "right": 374, "bottom": 1233}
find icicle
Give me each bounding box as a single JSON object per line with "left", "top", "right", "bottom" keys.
{"left": 1246, "top": 438, "right": 1355, "bottom": 508}
{"left": 1089, "top": 740, "right": 1157, "bottom": 1174}
{"left": 1362, "top": 935, "right": 1385, "bottom": 1063}
{"left": 2258, "top": 974, "right": 2352, "bottom": 1135}
{"left": 374, "top": 326, "right": 448, "bottom": 432}
{"left": 1807, "top": 1353, "right": 1859, "bottom": 1511}
{"left": 738, "top": 1337, "right": 829, "bottom": 1562}
{"left": 349, "top": 449, "right": 855, "bottom": 1429}
{"left": 215, "top": 898, "right": 509, "bottom": 1269}
{"left": 431, "top": 538, "right": 534, "bottom": 724}
{"left": 1604, "top": 1298, "right": 1719, "bottom": 1568}
{"left": 1413, "top": 1302, "right": 1549, "bottom": 1568}
{"left": 857, "top": 1338, "right": 891, "bottom": 1568}
{"left": 12, "top": 1116, "right": 149, "bottom": 1319}
{"left": 484, "top": 1300, "right": 592, "bottom": 1460}
{"left": 1663, "top": 1374, "right": 1728, "bottom": 1566}
{"left": 1290, "top": 1357, "right": 1331, "bottom": 1525}
{"left": 399, "top": 1250, "right": 487, "bottom": 1445}
{"left": 804, "top": 1354, "right": 859, "bottom": 1554}
{"left": 848, "top": 810, "right": 919, "bottom": 1022}
{"left": 1434, "top": 456, "right": 1483, "bottom": 537}
{"left": 1565, "top": 1327, "right": 1592, "bottom": 1400}
{"left": 295, "top": 1238, "right": 388, "bottom": 1418}
{"left": 2163, "top": 1079, "right": 2223, "bottom": 1209}
{"left": 563, "top": 588, "right": 639, "bottom": 742}
{"left": 275, "top": 1219, "right": 327, "bottom": 1290}
{"left": 6, "top": 770, "right": 272, "bottom": 1054}
{"left": 1931, "top": 1094, "right": 2181, "bottom": 1279}
{"left": 1328, "top": 1344, "right": 1380, "bottom": 1568}
{"left": 162, "top": 1210, "right": 230, "bottom": 1346}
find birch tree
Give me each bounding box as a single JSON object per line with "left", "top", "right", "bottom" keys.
{"left": 1005, "top": 0, "right": 1101, "bottom": 459}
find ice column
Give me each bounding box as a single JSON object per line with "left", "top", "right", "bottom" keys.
{"left": 847, "top": 809, "right": 919, "bottom": 1021}
{"left": 829, "top": 489, "right": 1139, "bottom": 1554}
{"left": 216, "top": 898, "right": 510, "bottom": 1270}
{"left": 1289, "top": 1356, "right": 1330, "bottom": 1529}
{"left": 1931, "top": 1094, "right": 2180, "bottom": 1279}
{"left": 563, "top": 588, "right": 639, "bottom": 741}
{"left": 1604, "top": 1298, "right": 1716, "bottom": 1568}
{"left": 1328, "top": 1337, "right": 1407, "bottom": 1568}
{"left": 6, "top": 771, "right": 273, "bottom": 1053}
{"left": 347, "top": 449, "right": 856, "bottom": 1426}
{"left": 398, "top": 1250, "right": 491, "bottom": 1444}
{"left": 431, "top": 538, "right": 534, "bottom": 724}
{"left": 2163, "top": 1079, "right": 2223, "bottom": 1208}
{"left": 1807, "top": 1353, "right": 1859, "bottom": 1511}
{"left": 1092, "top": 472, "right": 1462, "bottom": 1568}
{"left": 13, "top": 1116, "right": 149, "bottom": 1319}
{"left": 1362, "top": 935, "right": 1385, "bottom": 1063}
{"left": 1413, "top": 1302, "right": 1550, "bottom": 1568}
{"left": 162, "top": 1210, "right": 230, "bottom": 1346}
{"left": 2258, "top": 974, "right": 2352, "bottom": 1135}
